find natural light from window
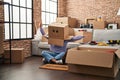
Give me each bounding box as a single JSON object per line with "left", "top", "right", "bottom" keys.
{"left": 4, "top": 0, "right": 32, "bottom": 40}
{"left": 42, "top": 0, "right": 57, "bottom": 28}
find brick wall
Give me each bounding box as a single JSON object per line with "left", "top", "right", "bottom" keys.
{"left": 0, "top": 1, "right": 4, "bottom": 54}
{"left": 58, "top": 0, "right": 67, "bottom": 17}
{"left": 66, "top": 0, "right": 120, "bottom": 28}
{"left": 33, "top": 0, "right": 41, "bottom": 34}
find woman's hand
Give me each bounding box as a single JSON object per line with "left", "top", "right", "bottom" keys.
{"left": 39, "top": 22, "right": 42, "bottom": 28}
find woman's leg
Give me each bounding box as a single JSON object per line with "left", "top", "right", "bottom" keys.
{"left": 41, "top": 50, "right": 56, "bottom": 62}
{"left": 54, "top": 52, "right": 65, "bottom": 60}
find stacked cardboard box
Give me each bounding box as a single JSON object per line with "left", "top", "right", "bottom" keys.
{"left": 4, "top": 48, "right": 25, "bottom": 63}
{"left": 48, "top": 22, "right": 71, "bottom": 46}
{"left": 74, "top": 29, "right": 93, "bottom": 43}
{"left": 93, "top": 21, "right": 106, "bottom": 29}
{"left": 56, "top": 17, "right": 77, "bottom": 28}
{"left": 66, "top": 47, "right": 120, "bottom": 77}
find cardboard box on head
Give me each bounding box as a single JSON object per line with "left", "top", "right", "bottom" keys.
{"left": 48, "top": 22, "right": 69, "bottom": 39}
{"left": 48, "top": 22, "right": 72, "bottom": 46}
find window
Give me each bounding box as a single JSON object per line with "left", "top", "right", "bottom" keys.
{"left": 42, "top": 0, "right": 58, "bottom": 28}
{"left": 4, "top": 0, "right": 33, "bottom": 40}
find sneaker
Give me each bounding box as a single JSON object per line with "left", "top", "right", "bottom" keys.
{"left": 55, "top": 59, "right": 63, "bottom": 64}
{"left": 42, "top": 58, "right": 48, "bottom": 64}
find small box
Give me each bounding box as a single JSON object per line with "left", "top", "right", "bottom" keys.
{"left": 66, "top": 47, "right": 120, "bottom": 77}
{"left": 93, "top": 21, "right": 106, "bottom": 29}
{"left": 56, "top": 17, "right": 77, "bottom": 28}
{"left": 48, "top": 22, "right": 69, "bottom": 39}
{"left": 4, "top": 48, "right": 24, "bottom": 63}
{"left": 74, "top": 30, "right": 92, "bottom": 43}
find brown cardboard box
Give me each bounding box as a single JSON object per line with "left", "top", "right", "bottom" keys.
{"left": 74, "top": 30, "right": 92, "bottom": 43}
{"left": 4, "top": 48, "right": 25, "bottom": 63}
{"left": 69, "top": 28, "right": 74, "bottom": 36}
{"left": 41, "top": 36, "right": 48, "bottom": 42}
{"left": 48, "top": 36, "right": 73, "bottom": 46}
{"left": 48, "top": 38, "right": 64, "bottom": 46}
{"left": 66, "top": 47, "right": 120, "bottom": 77}
{"left": 93, "top": 21, "right": 106, "bottom": 29}
{"left": 48, "top": 22, "right": 69, "bottom": 40}
{"left": 56, "top": 17, "right": 77, "bottom": 28}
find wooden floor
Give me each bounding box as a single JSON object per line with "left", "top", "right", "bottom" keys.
{"left": 0, "top": 56, "right": 120, "bottom": 80}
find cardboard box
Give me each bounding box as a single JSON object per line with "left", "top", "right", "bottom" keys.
{"left": 69, "top": 28, "right": 74, "bottom": 36}
{"left": 48, "top": 22, "right": 69, "bottom": 40}
{"left": 66, "top": 47, "right": 120, "bottom": 77}
{"left": 48, "top": 38, "right": 64, "bottom": 46}
{"left": 93, "top": 21, "right": 106, "bottom": 29}
{"left": 74, "top": 30, "right": 92, "bottom": 43}
{"left": 41, "top": 36, "right": 48, "bottom": 42}
{"left": 56, "top": 17, "right": 77, "bottom": 28}
{"left": 4, "top": 48, "right": 25, "bottom": 63}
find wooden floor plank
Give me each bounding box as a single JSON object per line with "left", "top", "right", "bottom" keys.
{"left": 39, "top": 64, "right": 68, "bottom": 71}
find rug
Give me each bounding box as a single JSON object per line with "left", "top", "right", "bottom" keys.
{"left": 39, "top": 64, "right": 68, "bottom": 71}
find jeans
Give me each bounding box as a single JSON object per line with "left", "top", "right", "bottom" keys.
{"left": 41, "top": 50, "right": 65, "bottom": 62}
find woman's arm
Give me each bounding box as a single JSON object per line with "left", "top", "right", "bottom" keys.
{"left": 40, "top": 27, "right": 45, "bottom": 35}
{"left": 68, "top": 35, "right": 84, "bottom": 42}
{"left": 40, "top": 27, "right": 49, "bottom": 39}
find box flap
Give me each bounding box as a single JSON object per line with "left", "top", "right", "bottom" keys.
{"left": 66, "top": 48, "right": 114, "bottom": 68}
{"left": 49, "top": 22, "right": 68, "bottom": 27}
{"left": 115, "top": 49, "right": 120, "bottom": 59}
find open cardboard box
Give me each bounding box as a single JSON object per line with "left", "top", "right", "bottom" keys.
{"left": 66, "top": 47, "right": 120, "bottom": 77}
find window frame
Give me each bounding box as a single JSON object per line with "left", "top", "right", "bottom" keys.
{"left": 3, "top": 0, "right": 33, "bottom": 40}
{"left": 41, "top": 0, "right": 58, "bottom": 28}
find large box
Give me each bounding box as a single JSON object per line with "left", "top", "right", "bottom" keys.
{"left": 48, "top": 22, "right": 69, "bottom": 39}
{"left": 93, "top": 21, "right": 106, "bottom": 29}
{"left": 74, "top": 29, "right": 93, "bottom": 43}
{"left": 4, "top": 48, "right": 25, "bottom": 63}
{"left": 56, "top": 17, "right": 77, "bottom": 28}
{"left": 66, "top": 47, "right": 120, "bottom": 77}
